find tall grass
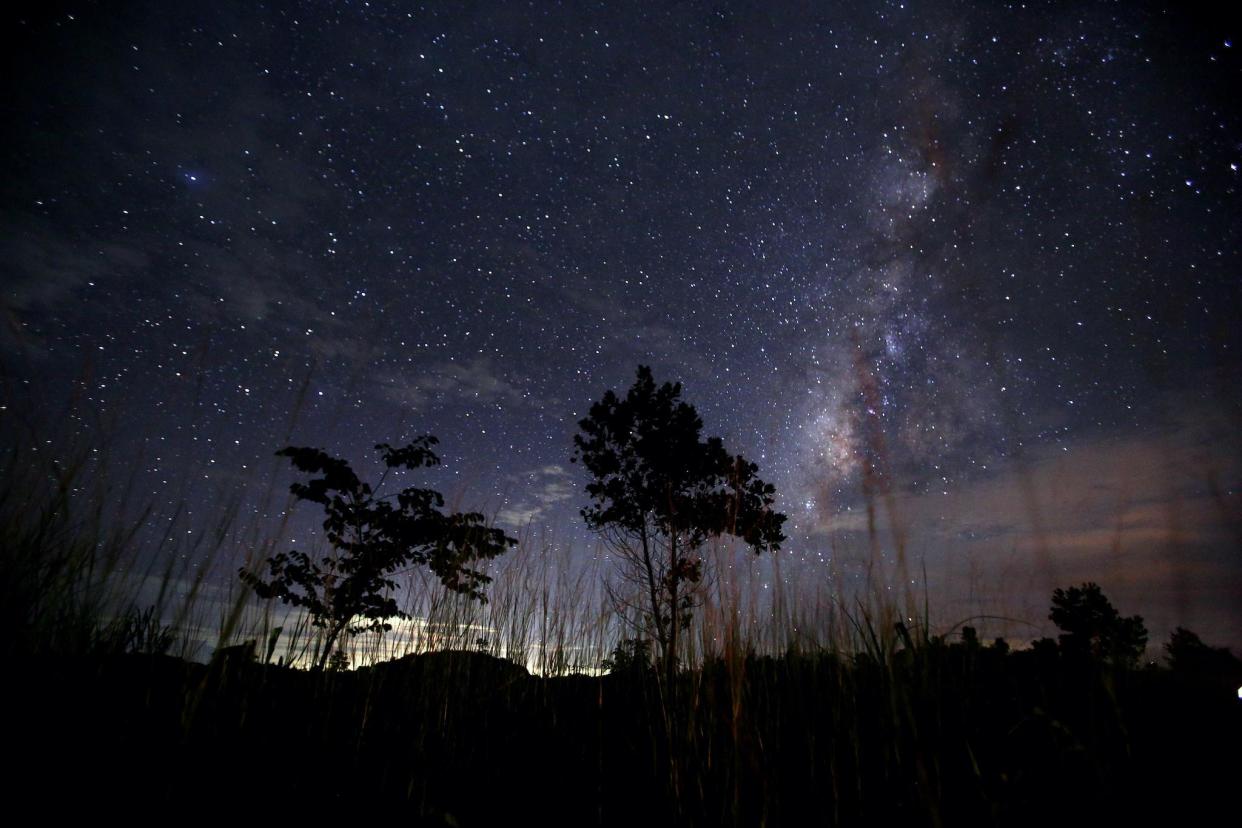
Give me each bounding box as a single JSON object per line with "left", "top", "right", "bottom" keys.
{"left": 7, "top": 399, "right": 1231, "bottom": 826}
{"left": 0, "top": 403, "right": 976, "bottom": 676}
{"left": 0, "top": 341, "right": 954, "bottom": 679}
{"left": 0, "top": 428, "right": 148, "bottom": 659}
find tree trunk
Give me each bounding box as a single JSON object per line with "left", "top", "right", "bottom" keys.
{"left": 639, "top": 523, "right": 667, "bottom": 672}
{"left": 316, "top": 621, "right": 346, "bottom": 671}
{"left": 666, "top": 531, "right": 678, "bottom": 694}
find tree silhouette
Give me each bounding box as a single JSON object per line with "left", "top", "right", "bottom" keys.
{"left": 240, "top": 437, "right": 517, "bottom": 670}
{"left": 572, "top": 365, "right": 787, "bottom": 690}
{"left": 601, "top": 637, "right": 653, "bottom": 677}
{"left": 1164, "top": 626, "right": 1242, "bottom": 675}
{"left": 1049, "top": 582, "right": 1148, "bottom": 667}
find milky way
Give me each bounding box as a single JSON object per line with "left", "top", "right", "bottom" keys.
{"left": 4, "top": 2, "right": 1239, "bottom": 647}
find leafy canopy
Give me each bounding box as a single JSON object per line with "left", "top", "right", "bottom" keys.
{"left": 572, "top": 365, "right": 787, "bottom": 554}
{"left": 1049, "top": 582, "right": 1148, "bottom": 666}
{"left": 240, "top": 437, "right": 516, "bottom": 668}
{"left": 1164, "top": 626, "right": 1242, "bottom": 674}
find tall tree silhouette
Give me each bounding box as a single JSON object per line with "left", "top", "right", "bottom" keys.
{"left": 240, "top": 437, "right": 517, "bottom": 670}
{"left": 572, "top": 366, "right": 786, "bottom": 690}
{"left": 1049, "top": 582, "right": 1148, "bottom": 667}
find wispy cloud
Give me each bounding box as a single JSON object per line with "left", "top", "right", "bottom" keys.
{"left": 2, "top": 223, "right": 149, "bottom": 308}
{"left": 496, "top": 464, "right": 575, "bottom": 529}
{"left": 803, "top": 406, "right": 1242, "bottom": 649}
{"left": 380, "top": 357, "right": 538, "bottom": 412}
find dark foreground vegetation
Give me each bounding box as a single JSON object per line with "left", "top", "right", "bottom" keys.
{"left": 5, "top": 368, "right": 1239, "bottom": 825}
{"left": 10, "top": 630, "right": 1241, "bottom": 825}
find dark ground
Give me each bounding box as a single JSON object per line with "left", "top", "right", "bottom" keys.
{"left": 9, "top": 646, "right": 1240, "bottom": 825}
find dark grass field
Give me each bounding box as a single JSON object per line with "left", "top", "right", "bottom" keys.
{"left": 10, "top": 641, "right": 1240, "bottom": 825}
{"left": 4, "top": 421, "right": 1239, "bottom": 824}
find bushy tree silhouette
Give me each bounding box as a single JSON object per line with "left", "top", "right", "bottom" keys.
{"left": 240, "top": 437, "right": 517, "bottom": 670}
{"left": 1049, "top": 582, "right": 1148, "bottom": 666}
{"left": 601, "top": 637, "right": 653, "bottom": 677}
{"left": 1164, "top": 626, "right": 1242, "bottom": 675}
{"left": 572, "top": 365, "right": 786, "bottom": 690}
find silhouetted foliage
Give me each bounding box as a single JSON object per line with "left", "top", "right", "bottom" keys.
{"left": 240, "top": 437, "right": 517, "bottom": 669}
{"left": 1030, "top": 636, "right": 1060, "bottom": 662}
{"left": 602, "top": 637, "right": 653, "bottom": 676}
{"left": 1164, "top": 626, "right": 1242, "bottom": 675}
{"left": 1049, "top": 582, "right": 1148, "bottom": 666}
{"left": 327, "top": 649, "right": 350, "bottom": 672}
{"left": 572, "top": 365, "right": 787, "bottom": 688}
{"left": 93, "top": 604, "right": 176, "bottom": 656}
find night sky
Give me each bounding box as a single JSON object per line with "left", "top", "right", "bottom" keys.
{"left": 4, "top": 1, "right": 1239, "bottom": 650}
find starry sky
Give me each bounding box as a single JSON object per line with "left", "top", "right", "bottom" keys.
{"left": 3, "top": 1, "right": 1240, "bottom": 650}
